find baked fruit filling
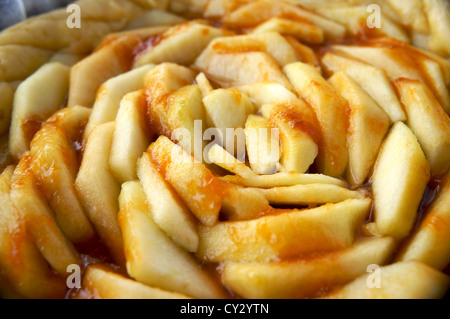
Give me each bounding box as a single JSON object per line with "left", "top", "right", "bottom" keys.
{"left": 0, "top": 0, "right": 449, "bottom": 299}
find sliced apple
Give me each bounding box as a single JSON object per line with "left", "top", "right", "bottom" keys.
{"left": 125, "top": 9, "right": 186, "bottom": 29}
{"left": 79, "top": 265, "right": 191, "bottom": 299}
{"left": 9, "top": 62, "right": 70, "bottom": 159}
{"left": 237, "top": 82, "right": 298, "bottom": 107}
{"left": 118, "top": 180, "right": 225, "bottom": 299}
{"left": 68, "top": 35, "right": 140, "bottom": 108}
{"left": 75, "top": 122, "right": 124, "bottom": 264}
{"left": 197, "top": 198, "right": 371, "bottom": 263}
{"left": 137, "top": 151, "right": 199, "bottom": 252}
{"left": 251, "top": 17, "right": 324, "bottom": 44}
{"left": 262, "top": 102, "right": 319, "bottom": 174}
{"left": 84, "top": 64, "right": 154, "bottom": 140}
{"left": 321, "top": 261, "right": 450, "bottom": 299}
{"left": 223, "top": 237, "right": 396, "bottom": 299}
{"left": 219, "top": 172, "right": 347, "bottom": 188}
{"left": 284, "top": 62, "right": 348, "bottom": 177}
{"left": 10, "top": 155, "right": 81, "bottom": 275}
{"left": 109, "top": 90, "right": 152, "bottom": 184}
{"left": 207, "top": 144, "right": 255, "bottom": 178}
{"left": 321, "top": 52, "right": 405, "bottom": 122}
{"left": 397, "top": 171, "right": 450, "bottom": 270}
{"left": 149, "top": 136, "right": 222, "bottom": 226}
{"left": 0, "top": 166, "right": 66, "bottom": 299}
{"left": 261, "top": 183, "right": 367, "bottom": 206}
{"left": 135, "top": 21, "right": 231, "bottom": 67}
{"left": 395, "top": 78, "right": 450, "bottom": 175}
{"left": 372, "top": 122, "right": 430, "bottom": 239}
{"left": 329, "top": 72, "right": 390, "bottom": 186}
{"left": 195, "top": 72, "right": 213, "bottom": 97}
{"left": 0, "top": 82, "right": 14, "bottom": 135}
{"left": 222, "top": 0, "right": 346, "bottom": 40}
{"left": 419, "top": 59, "right": 450, "bottom": 113}
{"left": 244, "top": 115, "right": 280, "bottom": 175}
{"left": 29, "top": 106, "right": 94, "bottom": 244}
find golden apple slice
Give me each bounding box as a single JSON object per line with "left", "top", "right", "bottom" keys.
{"left": 29, "top": 106, "right": 94, "bottom": 244}
{"left": 251, "top": 17, "right": 324, "bottom": 44}
{"left": 397, "top": 171, "right": 450, "bottom": 270}
{"left": 137, "top": 151, "right": 199, "bottom": 252}
{"left": 194, "top": 38, "right": 292, "bottom": 89}
{"left": 284, "top": 62, "right": 348, "bottom": 177}
{"left": 261, "top": 102, "right": 319, "bottom": 174}
{"left": 260, "top": 183, "right": 367, "bottom": 206}
{"left": 195, "top": 72, "right": 213, "bottom": 97}
{"left": 109, "top": 90, "right": 152, "bottom": 184}
{"left": 395, "top": 79, "right": 450, "bottom": 175}
{"left": 68, "top": 35, "right": 140, "bottom": 108}
{"left": 284, "top": 36, "right": 320, "bottom": 66}
{"left": 84, "top": 64, "right": 154, "bottom": 140}
{"left": 0, "top": 165, "right": 67, "bottom": 299}
{"left": 197, "top": 198, "right": 371, "bottom": 262}
{"left": 10, "top": 155, "right": 80, "bottom": 275}
{"left": 223, "top": 237, "right": 396, "bottom": 299}
{"left": 244, "top": 115, "right": 280, "bottom": 175}
{"left": 75, "top": 122, "right": 124, "bottom": 264}
{"left": 0, "top": 82, "right": 14, "bottom": 135}
{"left": 386, "top": 0, "right": 429, "bottom": 33}
{"left": 118, "top": 180, "right": 225, "bottom": 299}
{"left": 219, "top": 172, "right": 347, "bottom": 188}
{"left": 135, "top": 21, "right": 230, "bottom": 67}
{"left": 419, "top": 59, "right": 450, "bottom": 113}
{"left": 149, "top": 136, "right": 222, "bottom": 226}
{"left": 144, "top": 62, "right": 196, "bottom": 137}
{"left": 9, "top": 62, "right": 70, "bottom": 159}
{"left": 221, "top": 183, "right": 271, "bottom": 221}
{"left": 125, "top": 9, "right": 186, "bottom": 29}
{"left": 222, "top": 0, "right": 346, "bottom": 40}
{"left": 237, "top": 82, "right": 298, "bottom": 107}
{"left": 207, "top": 144, "right": 255, "bottom": 178}
{"left": 329, "top": 72, "right": 390, "bottom": 186}
{"left": 321, "top": 261, "right": 450, "bottom": 299}
{"left": 424, "top": 0, "right": 450, "bottom": 56}
{"left": 372, "top": 122, "right": 430, "bottom": 239}
{"left": 321, "top": 52, "right": 405, "bottom": 122}
{"left": 79, "top": 265, "right": 191, "bottom": 299}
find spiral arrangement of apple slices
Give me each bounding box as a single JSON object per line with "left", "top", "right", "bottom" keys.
{"left": 0, "top": 0, "right": 449, "bottom": 299}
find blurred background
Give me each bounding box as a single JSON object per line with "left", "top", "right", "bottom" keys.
{"left": 0, "top": 0, "right": 75, "bottom": 30}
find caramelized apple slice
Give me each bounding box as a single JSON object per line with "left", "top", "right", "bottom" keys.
{"left": 197, "top": 198, "right": 371, "bottom": 262}
{"left": 195, "top": 72, "right": 213, "bottom": 97}
{"left": 321, "top": 261, "right": 450, "bottom": 299}
{"left": 118, "top": 180, "right": 225, "bottom": 299}
{"left": 329, "top": 72, "right": 390, "bottom": 186}
{"left": 237, "top": 82, "right": 298, "bottom": 107}
{"left": 251, "top": 17, "right": 324, "bottom": 44}
{"left": 222, "top": 0, "right": 346, "bottom": 40}
{"left": 84, "top": 64, "right": 154, "bottom": 140}
{"left": 223, "top": 237, "right": 396, "bottom": 299}
{"left": 221, "top": 183, "right": 270, "bottom": 221}
{"left": 135, "top": 21, "right": 230, "bottom": 67}
{"left": 149, "top": 136, "right": 222, "bottom": 226}
{"left": 207, "top": 144, "right": 255, "bottom": 178}
{"left": 1, "top": 166, "right": 67, "bottom": 298}
{"left": 79, "top": 265, "right": 191, "bottom": 299}
{"left": 321, "top": 52, "right": 405, "bottom": 122}
{"left": 262, "top": 102, "right": 319, "bottom": 174}
{"left": 284, "top": 62, "right": 348, "bottom": 177}
{"left": 261, "top": 183, "right": 366, "bottom": 206}
{"left": 68, "top": 35, "right": 140, "bottom": 108}
{"left": 29, "top": 106, "right": 94, "bottom": 244}
{"left": 75, "top": 122, "right": 124, "bottom": 264}
{"left": 372, "top": 122, "right": 430, "bottom": 239}
{"left": 219, "top": 172, "right": 347, "bottom": 188}
{"left": 137, "top": 151, "right": 199, "bottom": 252}
{"left": 244, "top": 115, "right": 280, "bottom": 175}
{"left": 110, "top": 90, "right": 151, "bottom": 183}
{"left": 397, "top": 171, "right": 450, "bottom": 270}
{"left": 9, "top": 62, "right": 70, "bottom": 159}
{"left": 10, "top": 156, "right": 80, "bottom": 275}
{"left": 395, "top": 79, "right": 450, "bottom": 175}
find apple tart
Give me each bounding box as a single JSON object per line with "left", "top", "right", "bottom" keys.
{"left": 0, "top": 0, "right": 449, "bottom": 299}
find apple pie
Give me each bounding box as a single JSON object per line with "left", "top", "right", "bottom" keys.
{"left": 0, "top": 0, "right": 449, "bottom": 299}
